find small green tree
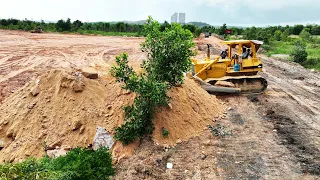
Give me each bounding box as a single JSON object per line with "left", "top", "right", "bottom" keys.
{"left": 300, "top": 29, "right": 312, "bottom": 41}
{"left": 290, "top": 40, "right": 308, "bottom": 64}
{"left": 160, "top": 21, "right": 170, "bottom": 32}
{"left": 281, "top": 29, "right": 289, "bottom": 41}
{"left": 274, "top": 30, "right": 282, "bottom": 41}
{"left": 141, "top": 17, "right": 195, "bottom": 86}
{"left": 218, "top": 23, "right": 227, "bottom": 35}
{"left": 111, "top": 16, "right": 196, "bottom": 144}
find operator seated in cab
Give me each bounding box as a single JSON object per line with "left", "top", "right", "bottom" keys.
{"left": 242, "top": 47, "right": 250, "bottom": 59}
{"left": 220, "top": 48, "right": 228, "bottom": 59}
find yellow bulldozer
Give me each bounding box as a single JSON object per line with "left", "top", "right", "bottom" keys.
{"left": 31, "top": 26, "right": 43, "bottom": 33}
{"left": 191, "top": 40, "right": 268, "bottom": 94}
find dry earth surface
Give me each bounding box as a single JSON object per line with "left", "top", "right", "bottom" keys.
{"left": 0, "top": 30, "right": 319, "bottom": 179}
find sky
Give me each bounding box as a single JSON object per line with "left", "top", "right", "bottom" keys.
{"left": 0, "top": 0, "right": 319, "bottom": 26}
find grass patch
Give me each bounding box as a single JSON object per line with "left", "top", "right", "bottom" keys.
{"left": 306, "top": 43, "right": 320, "bottom": 57}
{"left": 266, "top": 41, "right": 293, "bottom": 56}
{"left": 262, "top": 40, "right": 320, "bottom": 70}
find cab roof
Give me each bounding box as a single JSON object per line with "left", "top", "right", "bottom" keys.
{"left": 222, "top": 40, "right": 263, "bottom": 45}
{"left": 222, "top": 40, "right": 264, "bottom": 50}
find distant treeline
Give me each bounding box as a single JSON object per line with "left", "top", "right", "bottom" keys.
{"left": 1, "top": 18, "right": 320, "bottom": 39}
{"left": 0, "top": 18, "right": 144, "bottom": 35}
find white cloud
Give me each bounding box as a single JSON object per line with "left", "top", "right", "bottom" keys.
{"left": 192, "top": 0, "right": 318, "bottom": 10}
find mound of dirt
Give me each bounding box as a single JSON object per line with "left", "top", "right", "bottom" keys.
{"left": 0, "top": 69, "right": 224, "bottom": 162}
{"left": 153, "top": 77, "right": 224, "bottom": 145}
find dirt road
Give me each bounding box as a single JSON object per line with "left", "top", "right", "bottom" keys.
{"left": 0, "top": 31, "right": 319, "bottom": 179}
{"left": 206, "top": 37, "right": 320, "bottom": 179}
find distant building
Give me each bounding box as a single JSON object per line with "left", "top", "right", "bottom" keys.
{"left": 171, "top": 13, "right": 178, "bottom": 23}
{"left": 178, "top": 13, "right": 186, "bottom": 24}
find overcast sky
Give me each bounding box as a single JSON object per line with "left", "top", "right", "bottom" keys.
{"left": 0, "top": 0, "right": 319, "bottom": 26}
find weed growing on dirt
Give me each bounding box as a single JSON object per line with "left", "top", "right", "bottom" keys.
{"left": 162, "top": 127, "right": 169, "bottom": 138}
{"left": 0, "top": 147, "right": 114, "bottom": 180}
{"left": 111, "top": 17, "right": 195, "bottom": 144}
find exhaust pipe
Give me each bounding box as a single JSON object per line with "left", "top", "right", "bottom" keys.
{"left": 207, "top": 44, "right": 210, "bottom": 59}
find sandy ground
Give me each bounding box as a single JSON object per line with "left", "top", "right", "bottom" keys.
{"left": 0, "top": 30, "right": 144, "bottom": 103}
{"left": 0, "top": 30, "right": 319, "bottom": 179}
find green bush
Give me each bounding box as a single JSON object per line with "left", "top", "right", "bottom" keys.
{"left": 302, "top": 57, "right": 320, "bottom": 70}
{"left": 0, "top": 147, "right": 114, "bottom": 180}
{"left": 290, "top": 40, "right": 308, "bottom": 64}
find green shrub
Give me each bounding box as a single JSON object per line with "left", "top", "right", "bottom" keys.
{"left": 302, "top": 57, "right": 320, "bottom": 70}
{"left": 111, "top": 16, "right": 195, "bottom": 144}
{"left": 111, "top": 53, "right": 169, "bottom": 144}
{"left": 290, "top": 40, "right": 308, "bottom": 63}
{"left": 0, "top": 147, "right": 114, "bottom": 180}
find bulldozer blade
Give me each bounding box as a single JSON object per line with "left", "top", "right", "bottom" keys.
{"left": 192, "top": 75, "right": 241, "bottom": 94}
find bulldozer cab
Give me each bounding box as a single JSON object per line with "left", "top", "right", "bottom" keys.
{"left": 223, "top": 40, "right": 263, "bottom": 60}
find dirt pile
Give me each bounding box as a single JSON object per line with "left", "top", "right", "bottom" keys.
{"left": 0, "top": 69, "right": 224, "bottom": 162}
{"left": 153, "top": 77, "right": 224, "bottom": 145}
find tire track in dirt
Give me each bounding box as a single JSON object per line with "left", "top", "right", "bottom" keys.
{"left": 0, "top": 56, "right": 46, "bottom": 83}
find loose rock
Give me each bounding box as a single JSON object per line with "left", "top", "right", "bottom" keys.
{"left": 93, "top": 127, "right": 114, "bottom": 150}
{"left": 6, "top": 129, "right": 15, "bottom": 138}
{"left": 0, "top": 140, "right": 6, "bottom": 149}
{"left": 201, "top": 154, "right": 207, "bottom": 160}
{"left": 79, "top": 126, "right": 85, "bottom": 134}
{"left": 27, "top": 102, "right": 36, "bottom": 109}
{"left": 72, "top": 120, "right": 82, "bottom": 131}
{"left": 47, "top": 149, "right": 68, "bottom": 158}
{"left": 30, "top": 86, "right": 40, "bottom": 96}
{"left": 81, "top": 67, "right": 98, "bottom": 79}
{"left": 72, "top": 82, "right": 84, "bottom": 93}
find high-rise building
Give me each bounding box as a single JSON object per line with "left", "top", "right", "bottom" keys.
{"left": 171, "top": 12, "right": 178, "bottom": 23}
{"left": 178, "top": 13, "right": 186, "bottom": 24}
